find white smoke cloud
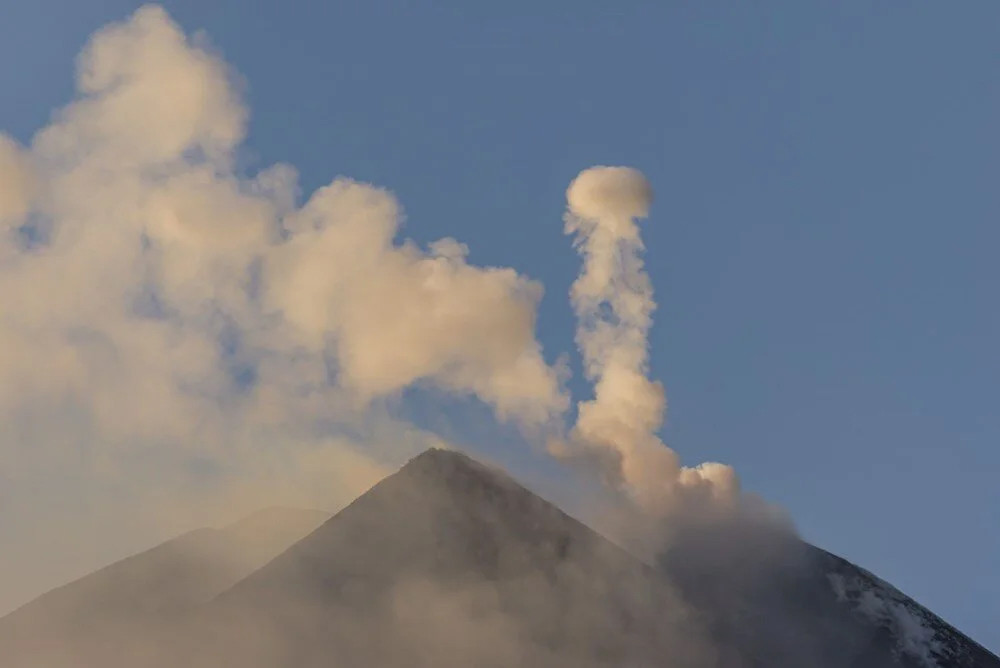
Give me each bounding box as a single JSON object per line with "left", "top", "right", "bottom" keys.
{"left": 557, "top": 166, "right": 739, "bottom": 516}
{"left": 1, "top": 4, "right": 792, "bottom": 617}
{"left": 265, "top": 180, "right": 567, "bottom": 425}
{"left": 0, "top": 4, "right": 566, "bottom": 612}
{"left": 0, "top": 134, "right": 36, "bottom": 226}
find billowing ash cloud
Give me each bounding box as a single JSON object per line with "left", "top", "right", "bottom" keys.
{"left": 557, "top": 166, "right": 738, "bottom": 516}
{"left": 1, "top": 5, "right": 565, "bottom": 430}
{"left": 0, "top": 5, "right": 566, "bottom": 611}
{"left": 1, "top": 3, "right": 786, "bottom": 615}
{"left": 0, "top": 135, "right": 37, "bottom": 224}
{"left": 267, "top": 184, "right": 566, "bottom": 425}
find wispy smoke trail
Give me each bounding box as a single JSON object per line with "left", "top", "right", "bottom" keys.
{"left": 558, "top": 166, "right": 738, "bottom": 515}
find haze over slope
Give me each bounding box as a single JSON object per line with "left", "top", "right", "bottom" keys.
{"left": 0, "top": 508, "right": 327, "bottom": 664}
{"left": 1, "top": 450, "right": 996, "bottom": 668}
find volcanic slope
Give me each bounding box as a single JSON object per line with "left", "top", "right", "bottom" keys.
{"left": 2, "top": 449, "right": 996, "bottom": 668}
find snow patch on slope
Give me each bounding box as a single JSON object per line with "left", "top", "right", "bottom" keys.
{"left": 828, "top": 571, "right": 943, "bottom": 667}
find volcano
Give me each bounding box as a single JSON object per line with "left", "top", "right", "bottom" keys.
{"left": 1, "top": 448, "right": 996, "bottom": 667}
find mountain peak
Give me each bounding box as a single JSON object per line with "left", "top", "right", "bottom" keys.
{"left": 201, "top": 445, "right": 696, "bottom": 667}
{"left": 3, "top": 449, "right": 997, "bottom": 667}
{"left": 395, "top": 447, "right": 523, "bottom": 497}
{"left": 398, "top": 446, "right": 494, "bottom": 477}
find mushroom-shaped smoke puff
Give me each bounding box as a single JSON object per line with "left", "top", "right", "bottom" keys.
{"left": 566, "top": 166, "right": 653, "bottom": 223}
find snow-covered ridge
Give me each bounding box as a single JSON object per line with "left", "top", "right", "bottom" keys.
{"left": 828, "top": 568, "right": 971, "bottom": 668}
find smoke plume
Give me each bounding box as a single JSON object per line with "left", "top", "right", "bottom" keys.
{"left": 0, "top": 135, "right": 36, "bottom": 225}
{"left": 0, "top": 5, "right": 566, "bottom": 613}
{"left": 558, "top": 166, "right": 738, "bottom": 516}
{"left": 1, "top": 4, "right": 785, "bottom": 619}
{"left": 5, "top": 7, "right": 970, "bottom": 668}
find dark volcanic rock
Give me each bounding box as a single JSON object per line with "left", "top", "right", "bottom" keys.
{"left": 200, "top": 448, "right": 712, "bottom": 667}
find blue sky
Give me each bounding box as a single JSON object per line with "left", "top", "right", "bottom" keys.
{"left": 2, "top": 1, "right": 997, "bottom": 650}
